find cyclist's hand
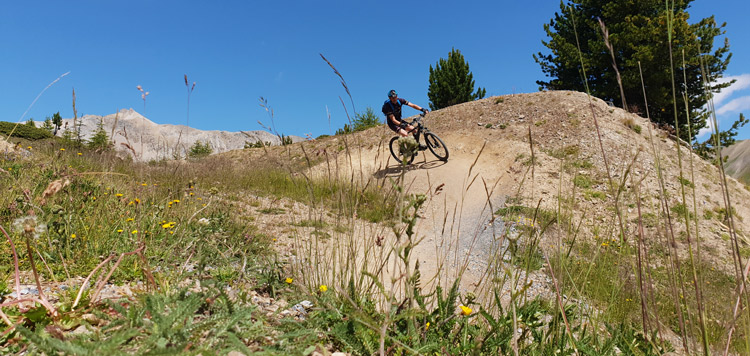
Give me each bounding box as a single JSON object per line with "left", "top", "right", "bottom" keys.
{"left": 421, "top": 108, "right": 428, "bottom": 114}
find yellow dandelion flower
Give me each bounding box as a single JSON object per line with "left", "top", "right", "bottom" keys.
{"left": 117, "top": 229, "right": 123, "bottom": 233}
{"left": 116, "top": 193, "right": 123, "bottom": 197}
{"left": 60, "top": 148, "right": 65, "bottom": 151}
{"left": 131, "top": 230, "right": 138, "bottom": 234}
{"left": 141, "top": 183, "right": 148, "bottom": 186}
{"left": 189, "top": 192, "right": 194, "bottom": 196}
{"left": 285, "top": 277, "right": 293, "bottom": 284}
{"left": 425, "top": 322, "right": 430, "bottom": 330}
{"left": 71, "top": 233, "right": 76, "bottom": 239}
{"left": 173, "top": 199, "right": 180, "bottom": 203}
{"left": 319, "top": 285, "right": 328, "bottom": 292}
{"left": 27, "top": 146, "right": 32, "bottom": 149}
{"left": 197, "top": 197, "right": 202, "bottom": 201}
{"left": 459, "top": 305, "right": 472, "bottom": 315}
{"left": 134, "top": 198, "right": 141, "bottom": 204}
{"left": 92, "top": 196, "right": 96, "bottom": 201}
{"left": 126, "top": 218, "right": 134, "bottom": 222}
{"left": 77, "top": 152, "right": 82, "bottom": 156}
{"left": 128, "top": 201, "right": 134, "bottom": 206}
{"left": 169, "top": 231, "right": 174, "bottom": 235}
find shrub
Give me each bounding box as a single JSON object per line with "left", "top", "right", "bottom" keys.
{"left": 188, "top": 140, "right": 213, "bottom": 158}
{"left": 0, "top": 121, "right": 53, "bottom": 140}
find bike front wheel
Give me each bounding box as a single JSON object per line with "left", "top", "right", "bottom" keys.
{"left": 389, "top": 136, "right": 415, "bottom": 165}
{"left": 424, "top": 132, "right": 449, "bottom": 161}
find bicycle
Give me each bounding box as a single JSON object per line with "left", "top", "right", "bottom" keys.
{"left": 389, "top": 112, "right": 449, "bottom": 165}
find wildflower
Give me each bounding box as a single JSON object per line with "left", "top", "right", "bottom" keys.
{"left": 425, "top": 322, "right": 430, "bottom": 331}
{"left": 117, "top": 229, "right": 123, "bottom": 233}
{"left": 12, "top": 216, "right": 47, "bottom": 240}
{"left": 131, "top": 230, "right": 138, "bottom": 234}
{"left": 71, "top": 234, "right": 76, "bottom": 239}
{"left": 141, "top": 183, "right": 148, "bottom": 186}
{"left": 189, "top": 192, "right": 194, "bottom": 196}
{"left": 459, "top": 305, "right": 472, "bottom": 316}
{"left": 162, "top": 222, "right": 176, "bottom": 229}
{"left": 27, "top": 146, "right": 31, "bottom": 150}
{"left": 173, "top": 199, "right": 180, "bottom": 203}
{"left": 285, "top": 277, "right": 293, "bottom": 284}
{"left": 197, "top": 218, "right": 210, "bottom": 226}
{"left": 77, "top": 152, "right": 82, "bottom": 156}
{"left": 134, "top": 198, "right": 141, "bottom": 204}
{"left": 319, "top": 285, "right": 328, "bottom": 292}
{"left": 92, "top": 196, "right": 96, "bottom": 201}
{"left": 128, "top": 201, "right": 134, "bottom": 206}
{"left": 126, "top": 218, "right": 134, "bottom": 222}
{"left": 116, "top": 193, "right": 123, "bottom": 197}
{"left": 60, "top": 148, "right": 65, "bottom": 151}
{"left": 169, "top": 231, "right": 174, "bottom": 235}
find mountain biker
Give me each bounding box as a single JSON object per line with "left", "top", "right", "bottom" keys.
{"left": 382, "top": 89, "right": 429, "bottom": 138}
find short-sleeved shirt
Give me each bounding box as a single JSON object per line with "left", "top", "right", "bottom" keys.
{"left": 382, "top": 98, "right": 409, "bottom": 130}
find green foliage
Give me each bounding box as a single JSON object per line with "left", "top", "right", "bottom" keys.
{"left": 427, "top": 48, "right": 486, "bottom": 110}
{"left": 280, "top": 134, "right": 293, "bottom": 146}
{"left": 188, "top": 140, "right": 213, "bottom": 158}
{"left": 41, "top": 118, "right": 54, "bottom": 133}
{"left": 0, "top": 121, "right": 53, "bottom": 140}
{"left": 25, "top": 118, "right": 36, "bottom": 127}
{"left": 87, "top": 119, "right": 112, "bottom": 151}
{"left": 18, "top": 287, "right": 263, "bottom": 355}
{"left": 573, "top": 174, "right": 593, "bottom": 188}
{"left": 695, "top": 113, "right": 748, "bottom": 160}
{"left": 51, "top": 112, "right": 63, "bottom": 134}
{"left": 244, "top": 140, "right": 271, "bottom": 149}
{"left": 534, "top": 0, "right": 732, "bottom": 143}
{"left": 336, "top": 107, "right": 382, "bottom": 135}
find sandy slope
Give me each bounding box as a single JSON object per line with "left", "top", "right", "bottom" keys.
{"left": 724, "top": 139, "right": 750, "bottom": 184}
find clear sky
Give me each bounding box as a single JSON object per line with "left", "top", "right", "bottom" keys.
{"left": 2, "top": 1, "right": 748, "bottom": 140}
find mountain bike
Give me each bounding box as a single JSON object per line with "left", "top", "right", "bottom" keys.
{"left": 389, "top": 113, "right": 449, "bottom": 165}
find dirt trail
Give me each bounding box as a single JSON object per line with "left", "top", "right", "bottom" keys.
{"left": 306, "top": 128, "right": 546, "bottom": 296}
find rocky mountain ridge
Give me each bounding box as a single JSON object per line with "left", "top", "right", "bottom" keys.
{"left": 54, "top": 109, "right": 302, "bottom": 161}
{"left": 724, "top": 139, "right": 750, "bottom": 185}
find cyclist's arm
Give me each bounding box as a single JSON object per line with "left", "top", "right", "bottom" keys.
{"left": 387, "top": 113, "right": 401, "bottom": 126}
{"left": 407, "top": 102, "right": 427, "bottom": 112}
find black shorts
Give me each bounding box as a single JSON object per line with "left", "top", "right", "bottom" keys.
{"left": 387, "top": 121, "right": 402, "bottom": 133}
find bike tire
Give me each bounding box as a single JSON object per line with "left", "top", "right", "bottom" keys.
{"left": 389, "top": 136, "right": 415, "bottom": 165}
{"left": 424, "top": 132, "right": 449, "bottom": 161}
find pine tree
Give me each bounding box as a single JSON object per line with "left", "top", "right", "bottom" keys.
{"left": 51, "top": 112, "right": 62, "bottom": 135}
{"left": 42, "top": 118, "right": 54, "bottom": 133}
{"left": 534, "top": 0, "right": 732, "bottom": 143}
{"left": 427, "top": 48, "right": 486, "bottom": 110}
{"left": 88, "top": 119, "right": 112, "bottom": 151}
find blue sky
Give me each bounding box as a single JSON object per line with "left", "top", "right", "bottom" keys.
{"left": 2, "top": 1, "right": 748, "bottom": 140}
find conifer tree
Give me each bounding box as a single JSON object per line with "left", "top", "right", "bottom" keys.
{"left": 88, "top": 119, "right": 112, "bottom": 151}
{"left": 534, "top": 0, "right": 732, "bottom": 143}
{"left": 428, "top": 48, "right": 486, "bottom": 110}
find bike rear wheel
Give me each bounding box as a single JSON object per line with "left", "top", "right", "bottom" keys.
{"left": 424, "top": 132, "right": 449, "bottom": 161}
{"left": 389, "top": 136, "right": 415, "bottom": 165}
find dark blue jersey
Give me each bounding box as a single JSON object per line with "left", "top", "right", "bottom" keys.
{"left": 382, "top": 98, "right": 409, "bottom": 122}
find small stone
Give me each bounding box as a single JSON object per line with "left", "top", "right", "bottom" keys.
{"left": 82, "top": 313, "right": 101, "bottom": 326}
{"left": 227, "top": 352, "right": 245, "bottom": 356}
{"left": 71, "top": 325, "right": 91, "bottom": 336}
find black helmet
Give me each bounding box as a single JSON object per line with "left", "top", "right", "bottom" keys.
{"left": 387, "top": 89, "right": 397, "bottom": 98}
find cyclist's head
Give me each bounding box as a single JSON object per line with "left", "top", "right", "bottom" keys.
{"left": 387, "top": 89, "right": 398, "bottom": 98}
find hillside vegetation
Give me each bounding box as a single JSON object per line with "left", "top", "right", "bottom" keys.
{"left": 2, "top": 90, "right": 750, "bottom": 355}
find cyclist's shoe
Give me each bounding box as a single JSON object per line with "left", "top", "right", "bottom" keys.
{"left": 418, "top": 144, "right": 428, "bottom": 150}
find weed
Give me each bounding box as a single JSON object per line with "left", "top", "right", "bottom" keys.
{"left": 573, "top": 174, "right": 593, "bottom": 189}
